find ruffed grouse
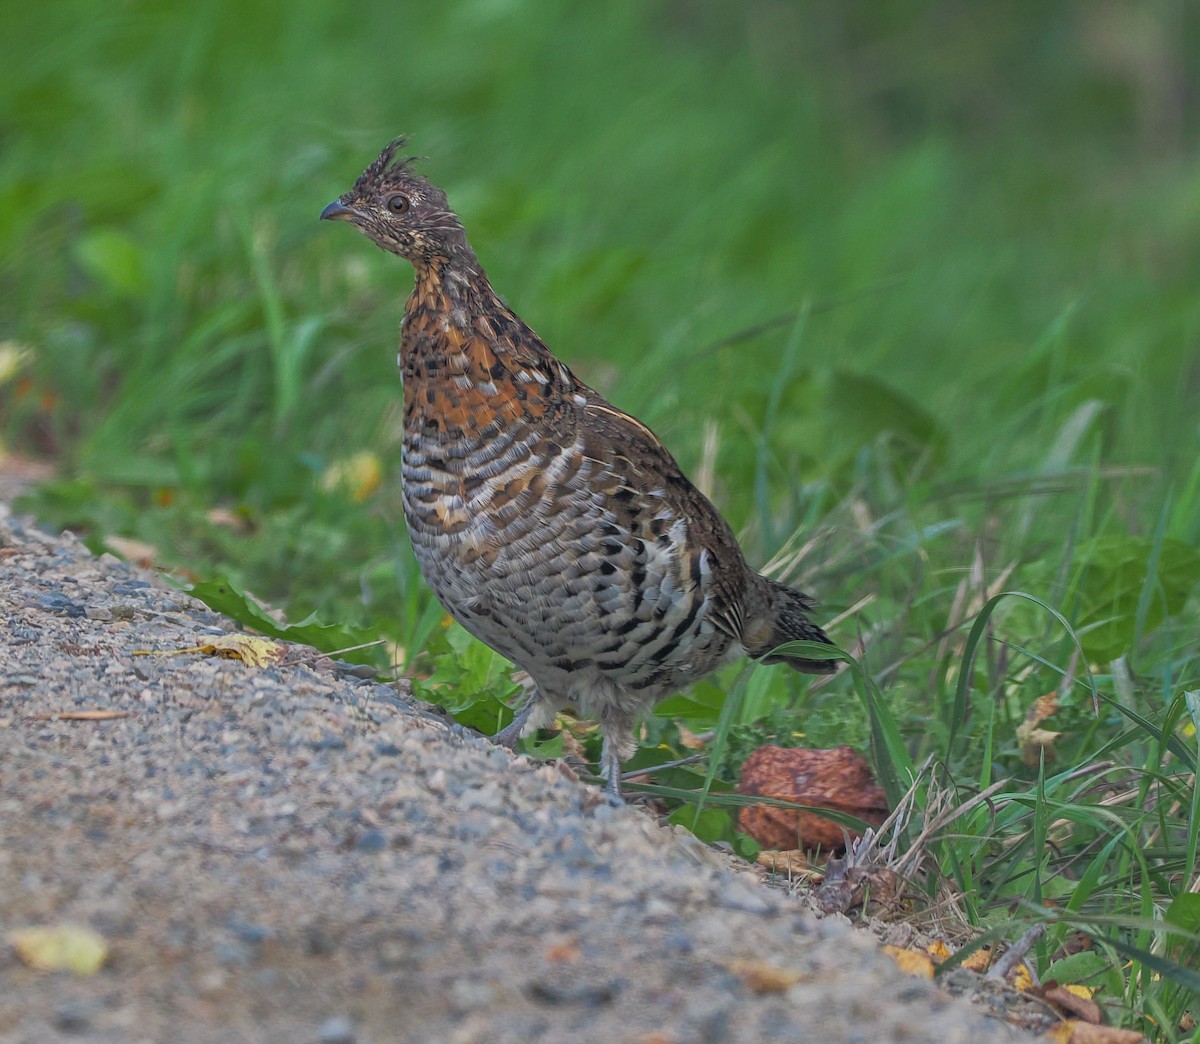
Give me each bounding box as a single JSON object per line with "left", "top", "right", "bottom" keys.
{"left": 321, "top": 139, "right": 836, "bottom": 798}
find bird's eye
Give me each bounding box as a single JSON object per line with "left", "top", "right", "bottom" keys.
{"left": 386, "top": 194, "right": 411, "bottom": 214}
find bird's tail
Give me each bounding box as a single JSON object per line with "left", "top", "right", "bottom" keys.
{"left": 753, "top": 578, "right": 839, "bottom": 674}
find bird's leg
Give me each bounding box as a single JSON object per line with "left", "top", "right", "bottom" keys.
{"left": 599, "top": 737, "right": 624, "bottom": 802}
{"left": 491, "top": 697, "right": 536, "bottom": 750}
{"left": 598, "top": 709, "right": 635, "bottom": 803}
{"left": 491, "top": 673, "right": 547, "bottom": 749}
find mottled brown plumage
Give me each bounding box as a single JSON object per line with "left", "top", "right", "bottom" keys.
{"left": 321, "top": 139, "right": 837, "bottom": 797}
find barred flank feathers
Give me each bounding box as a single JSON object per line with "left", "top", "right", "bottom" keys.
{"left": 759, "top": 579, "right": 837, "bottom": 673}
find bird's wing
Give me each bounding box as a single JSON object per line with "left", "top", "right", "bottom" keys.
{"left": 576, "top": 394, "right": 751, "bottom": 642}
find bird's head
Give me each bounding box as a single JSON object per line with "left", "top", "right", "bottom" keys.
{"left": 320, "top": 138, "right": 471, "bottom": 267}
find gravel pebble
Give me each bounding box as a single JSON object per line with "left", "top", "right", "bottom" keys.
{"left": 0, "top": 505, "right": 1034, "bottom": 1042}
{"left": 317, "top": 1014, "right": 358, "bottom": 1043}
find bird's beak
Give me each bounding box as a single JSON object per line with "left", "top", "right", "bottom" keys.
{"left": 320, "top": 200, "right": 356, "bottom": 222}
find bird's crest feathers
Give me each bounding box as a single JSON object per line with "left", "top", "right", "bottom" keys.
{"left": 352, "top": 136, "right": 421, "bottom": 195}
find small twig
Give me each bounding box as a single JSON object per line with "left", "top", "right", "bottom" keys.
{"left": 820, "top": 593, "right": 877, "bottom": 633}
{"left": 26, "top": 710, "right": 131, "bottom": 722}
{"left": 278, "top": 638, "right": 387, "bottom": 667}
{"left": 987, "top": 923, "right": 1046, "bottom": 981}
{"left": 893, "top": 776, "right": 1009, "bottom": 879}
{"left": 621, "top": 753, "right": 705, "bottom": 781}
{"left": 696, "top": 277, "right": 907, "bottom": 360}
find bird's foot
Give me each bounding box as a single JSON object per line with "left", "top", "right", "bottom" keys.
{"left": 599, "top": 747, "right": 624, "bottom": 805}
{"left": 490, "top": 699, "right": 535, "bottom": 750}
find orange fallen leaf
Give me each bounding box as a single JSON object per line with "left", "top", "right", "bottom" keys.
{"left": 911, "top": 938, "right": 992, "bottom": 973}
{"left": 1041, "top": 1022, "right": 1145, "bottom": 1043}
{"left": 725, "top": 958, "right": 807, "bottom": 993}
{"left": 883, "top": 945, "right": 935, "bottom": 979}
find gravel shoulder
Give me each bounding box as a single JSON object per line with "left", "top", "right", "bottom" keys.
{"left": 0, "top": 504, "right": 1033, "bottom": 1043}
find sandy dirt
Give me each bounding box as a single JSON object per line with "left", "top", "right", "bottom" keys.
{"left": 0, "top": 504, "right": 1036, "bottom": 1043}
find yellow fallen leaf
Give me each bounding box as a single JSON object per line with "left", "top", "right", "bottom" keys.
{"left": 193, "top": 635, "right": 287, "bottom": 666}
{"left": 11, "top": 924, "right": 108, "bottom": 975}
{"left": 320, "top": 450, "right": 383, "bottom": 502}
{"left": 137, "top": 635, "right": 288, "bottom": 668}
{"left": 1041, "top": 1021, "right": 1146, "bottom": 1043}
{"left": 1018, "top": 692, "right": 1062, "bottom": 766}
{"left": 1019, "top": 726, "right": 1062, "bottom": 765}
{"left": 926, "top": 939, "right": 953, "bottom": 961}
{"left": 0, "top": 340, "right": 32, "bottom": 385}
{"left": 922, "top": 937, "right": 991, "bottom": 972}
{"left": 959, "top": 946, "right": 992, "bottom": 973}
{"left": 883, "top": 944, "right": 935, "bottom": 979}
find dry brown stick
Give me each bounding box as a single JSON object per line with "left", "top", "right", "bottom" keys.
{"left": 987, "top": 922, "right": 1046, "bottom": 981}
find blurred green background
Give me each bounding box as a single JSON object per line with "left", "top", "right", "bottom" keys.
{"left": 7, "top": 7, "right": 1200, "bottom": 1026}
{"left": 2, "top": 0, "right": 1199, "bottom": 695}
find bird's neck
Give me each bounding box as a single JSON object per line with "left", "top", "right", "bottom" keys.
{"left": 398, "top": 258, "right": 575, "bottom": 436}
{"left": 400, "top": 258, "right": 520, "bottom": 374}
{"left": 406, "top": 255, "right": 497, "bottom": 325}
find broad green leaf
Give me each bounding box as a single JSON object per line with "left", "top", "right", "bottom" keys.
{"left": 652, "top": 694, "right": 720, "bottom": 722}
{"left": 74, "top": 228, "right": 148, "bottom": 298}
{"left": 1073, "top": 536, "right": 1200, "bottom": 661}
{"left": 668, "top": 805, "right": 731, "bottom": 844}
{"left": 1043, "top": 950, "right": 1110, "bottom": 986}
{"left": 1165, "top": 893, "right": 1200, "bottom": 935}
{"left": 826, "top": 370, "right": 948, "bottom": 465}
{"left": 188, "top": 576, "right": 380, "bottom": 665}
